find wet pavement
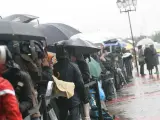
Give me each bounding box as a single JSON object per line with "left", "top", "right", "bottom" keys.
{"left": 107, "top": 68, "right": 160, "bottom": 120}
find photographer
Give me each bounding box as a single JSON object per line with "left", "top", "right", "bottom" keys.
{"left": 0, "top": 46, "right": 22, "bottom": 120}
{"left": 0, "top": 46, "right": 40, "bottom": 120}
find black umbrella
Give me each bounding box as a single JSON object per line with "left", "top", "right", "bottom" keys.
{"left": 0, "top": 20, "right": 45, "bottom": 41}
{"left": 36, "top": 23, "right": 81, "bottom": 45}
{"left": 50, "top": 37, "right": 100, "bottom": 54}
{"left": 103, "top": 38, "right": 118, "bottom": 44}
{"left": 2, "top": 14, "right": 39, "bottom": 23}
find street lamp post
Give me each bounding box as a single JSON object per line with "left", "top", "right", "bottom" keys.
{"left": 116, "top": 0, "right": 139, "bottom": 76}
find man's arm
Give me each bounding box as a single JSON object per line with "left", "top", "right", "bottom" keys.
{"left": 72, "top": 63, "right": 89, "bottom": 104}
{"left": 77, "top": 61, "right": 90, "bottom": 83}
{"left": 18, "top": 71, "right": 34, "bottom": 113}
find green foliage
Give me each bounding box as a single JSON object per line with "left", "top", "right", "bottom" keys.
{"left": 151, "top": 31, "right": 160, "bottom": 43}
{"left": 134, "top": 35, "right": 147, "bottom": 44}
{"left": 124, "top": 35, "right": 147, "bottom": 44}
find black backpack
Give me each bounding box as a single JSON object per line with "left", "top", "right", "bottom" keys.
{"left": 1, "top": 40, "right": 46, "bottom": 84}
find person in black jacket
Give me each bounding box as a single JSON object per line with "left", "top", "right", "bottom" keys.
{"left": 2, "top": 62, "right": 39, "bottom": 119}
{"left": 0, "top": 46, "right": 40, "bottom": 119}
{"left": 72, "top": 54, "right": 90, "bottom": 84}
{"left": 53, "top": 46, "right": 88, "bottom": 120}
{"left": 92, "top": 52, "right": 116, "bottom": 101}
{"left": 71, "top": 54, "right": 91, "bottom": 119}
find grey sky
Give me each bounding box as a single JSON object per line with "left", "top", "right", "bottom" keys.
{"left": 1, "top": 0, "right": 160, "bottom": 38}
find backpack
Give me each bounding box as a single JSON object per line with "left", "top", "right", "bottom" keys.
{"left": 90, "top": 109, "right": 114, "bottom": 120}
{"left": 0, "top": 40, "right": 46, "bottom": 118}
{"left": 6, "top": 40, "right": 46, "bottom": 84}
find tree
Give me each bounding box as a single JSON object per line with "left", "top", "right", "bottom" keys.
{"left": 124, "top": 35, "right": 148, "bottom": 44}
{"left": 151, "top": 31, "right": 160, "bottom": 43}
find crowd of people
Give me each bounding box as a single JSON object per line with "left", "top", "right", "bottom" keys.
{"left": 1, "top": 14, "right": 160, "bottom": 120}
{"left": 0, "top": 36, "right": 134, "bottom": 120}
{"left": 138, "top": 44, "right": 159, "bottom": 77}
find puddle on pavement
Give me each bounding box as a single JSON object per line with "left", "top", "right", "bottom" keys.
{"left": 107, "top": 75, "right": 160, "bottom": 120}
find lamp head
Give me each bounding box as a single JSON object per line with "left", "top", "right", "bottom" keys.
{"left": 117, "top": 0, "right": 123, "bottom": 9}
{"left": 122, "top": 0, "right": 128, "bottom": 8}
{"left": 132, "top": 0, "right": 137, "bottom": 7}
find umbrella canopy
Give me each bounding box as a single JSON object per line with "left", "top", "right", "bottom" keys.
{"left": 136, "top": 38, "right": 154, "bottom": 46}
{"left": 94, "top": 43, "right": 104, "bottom": 50}
{"left": 49, "top": 37, "right": 100, "bottom": 54}
{"left": 2, "top": 14, "right": 39, "bottom": 23}
{"left": 86, "top": 57, "right": 102, "bottom": 78}
{"left": 104, "top": 38, "right": 118, "bottom": 44}
{"left": 0, "top": 20, "right": 45, "bottom": 41}
{"left": 103, "top": 38, "right": 126, "bottom": 47}
{"left": 125, "top": 43, "right": 133, "bottom": 50}
{"left": 128, "top": 39, "right": 135, "bottom": 44}
{"left": 70, "top": 32, "right": 117, "bottom": 44}
{"left": 153, "top": 42, "right": 160, "bottom": 53}
{"left": 36, "top": 23, "right": 81, "bottom": 45}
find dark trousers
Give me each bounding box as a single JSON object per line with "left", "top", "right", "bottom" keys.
{"left": 155, "top": 65, "right": 159, "bottom": 73}
{"left": 140, "top": 64, "right": 144, "bottom": 75}
{"left": 102, "top": 79, "right": 115, "bottom": 100}
{"left": 149, "top": 70, "right": 153, "bottom": 75}
{"left": 59, "top": 105, "right": 81, "bottom": 120}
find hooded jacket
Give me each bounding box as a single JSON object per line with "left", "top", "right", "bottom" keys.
{"left": 2, "top": 68, "right": 36, "bottom": 118}
{"left": 0, "top": 76, "right": 22, "bottom": 120}
{"left": 76, "top": 60, "right": 90, "bottom": 84}
{"left": 54, "top": 58, "right": 87, "bottom": 108}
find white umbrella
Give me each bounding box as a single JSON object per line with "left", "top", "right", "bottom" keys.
{"left": 154, "top": 42, "right": 160, "bottom": 50}
{"left": 71, "top": 32, "right": 116, "bottom": 44}
{"left": 127, "top": 39, "right": 135, "bottom": 44}
{"left": 128, "top": 40, "right": 133, "bottom": 43}
{"left": 136, "top": 38, "right": 154, "bottom": 46}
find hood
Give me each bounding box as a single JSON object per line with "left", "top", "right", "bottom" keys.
{"left": 0, "top": 77, "right": 9, "bottom": 90}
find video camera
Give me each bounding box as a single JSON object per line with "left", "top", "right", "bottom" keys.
{"left": 0, "top": 45, "right": 12, "bottom": 64}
